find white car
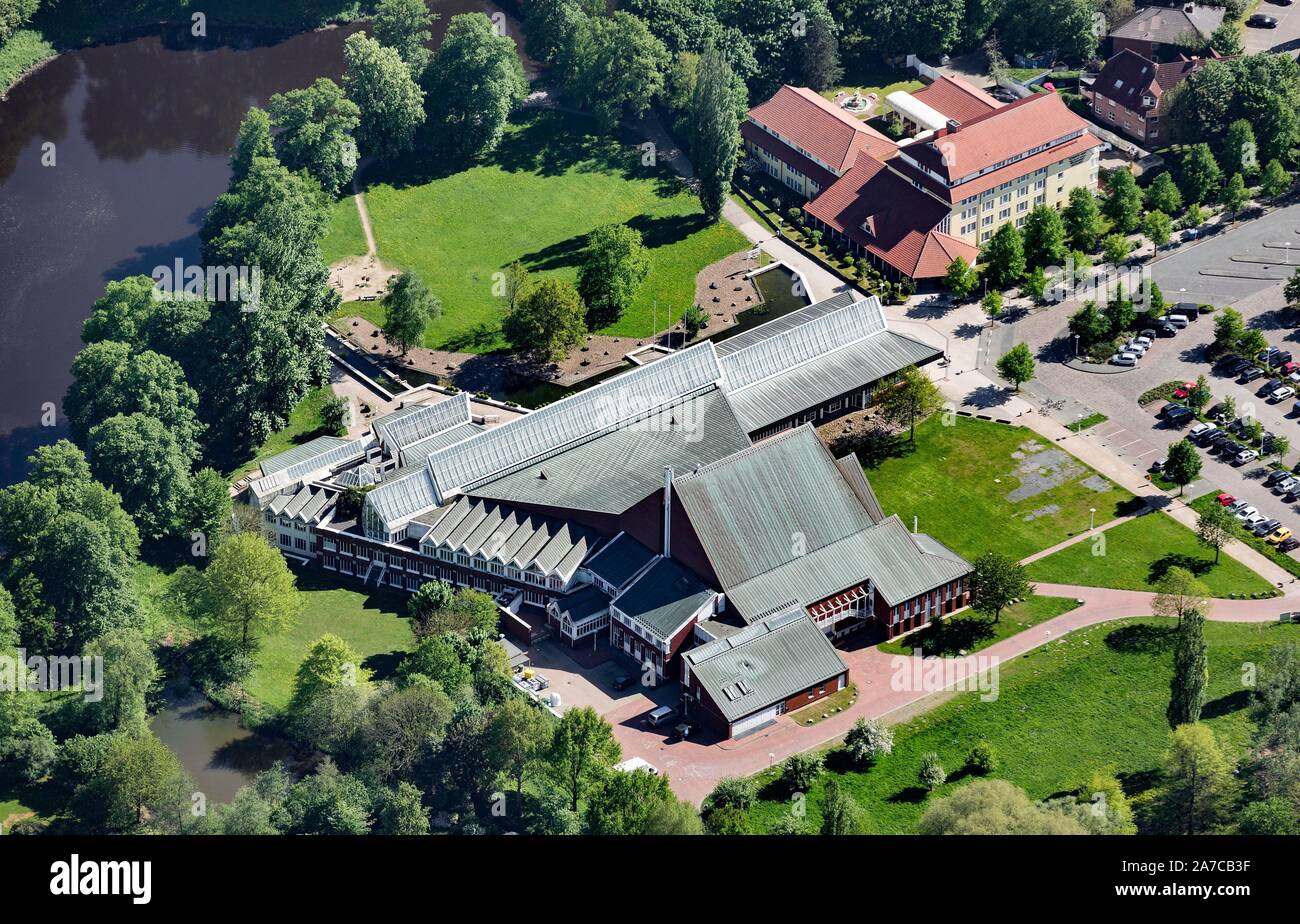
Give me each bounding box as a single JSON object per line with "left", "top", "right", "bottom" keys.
{"left": 1123, "top": 341, "right": 1148, "bottom": 355}
{"left": 1235, "top": 449, "right": 1260, "bottom": 465}
{"left": 1272, "top": 386, "right": 1296, "bottom": 402}
{"left": 1243, "top": 513, "right": 1269, "bottom": 531}
{"left": 1189, "top": 422, "right": 1213, "bottom": 439}
{"left": 1110, "top": 353, "right": 1138, "bottom": 366}
{"left": 1228, "top": 499, "right": 1252, "bottom": 514}
{"left": 1235, "top": 504, "right": 1260, "bottom": 520}
{"left": 1134, "top": 335, "right": 1153, "bottom": 347}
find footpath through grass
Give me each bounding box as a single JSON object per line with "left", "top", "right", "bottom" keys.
{"left": 1025, "top": 512, "right": 1276, "bottom": 598}
{"left": 865, "top": 416, "right": 1137, "bottom": 562}
{"left": 353, "top": 108, "right": 748, "bottom": 352}
{"left": 746, "top": 618, "right": 1299, "bottom": 833}
{"left": 878, "top": 595, "right": 1081, "bottom": 657}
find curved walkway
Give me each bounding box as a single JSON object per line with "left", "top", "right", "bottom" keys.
{"left": 616, "top": 579, "right": 1293, "bottom": 804}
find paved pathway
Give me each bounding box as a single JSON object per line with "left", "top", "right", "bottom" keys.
{"left": 720, "top": 198, "right": 855, "bottom": 304}
{"left": 621, "top": 578, "right": 1295, "bottom": 804}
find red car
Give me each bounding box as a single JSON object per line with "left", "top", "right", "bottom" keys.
{"left": 1173, "top": 381, "right": 1195, "bottom": 399}
{"left": 1283, "top": 361, "right": 1300, "bottom": 375}
{"left": 1217, "top": 493, "right": 1236, "bottom": 506}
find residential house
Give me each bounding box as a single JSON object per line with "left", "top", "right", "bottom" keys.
{"left": 1089, "top": 48, "right": 1221, "bottom": 144}
{"left": 1108, "top": 3, "right": 1224, "bottom": 62}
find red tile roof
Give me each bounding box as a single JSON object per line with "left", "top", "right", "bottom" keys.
{"left": 1093, "top": 49, "right": 1221, "bottom": 117}
{"left": 909, "top": 75, "right": 1003, "bottom": 124}
{"left": 894, "top": 93, "right": 1101, "bottom": 203}
{"left": 803, "top": 154, "right": 978, "bottom": 280}
{"left": 739, "top": 120, "right": 838, "bottom": 191}
{"left": 747, "top": 85, "right": 896, "bottom": 173}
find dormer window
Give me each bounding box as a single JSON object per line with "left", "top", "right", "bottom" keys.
{"left": 1142, "top": 95, "right": 1156, "bottom": 108}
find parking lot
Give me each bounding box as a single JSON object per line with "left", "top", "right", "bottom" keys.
{"left": 1245, "top": 0, "right": 1300, "bottom": 55}
{"left": 1025, "top": 276, "right": 1300, "bottom": 552}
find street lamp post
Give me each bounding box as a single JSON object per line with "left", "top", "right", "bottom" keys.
{"left": 1090, "top": 507, "right": 1097, "bottom": 531}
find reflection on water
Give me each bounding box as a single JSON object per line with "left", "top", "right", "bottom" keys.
{"left": 150, "top": 681, "right": 300, "bottom": 804}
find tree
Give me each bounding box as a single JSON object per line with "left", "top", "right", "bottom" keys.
{"left": 844, "top": 717, "right": 893, "bottom": 767}
{"left": 1222, "top": 118, "right": 1257, "bottom": 179}
{"left": 1063, "top": 187, "right": 1103, "bottom": 252}
{"left": 878, "top": 364, "right": 943, "bottom": 441}
{"left": 689, "top": 44, "right": 743, "bottom": 220}
{"left": 1102, "top": 233, "right": 1131, "bottom": 267}
{"left": 375, "top": 781, "right": 430, "bottom": 835}
{"left": 1181, "top": 201, "right": 1205, "bottom": 230}
{"left": 83, "top": 629, "right": 159, "bottom": 733}
{"left": 1142, "top": 209, "right": 1171, "bottom": 250}
{"left": 321, "top": 395, "right": 350, "bottom": 436}
{"left": 979, "top": 223, "right": 1026, "bottom": 288}
{"left": 584, "top": 767, "right": 698, "bottom": 834}
{"left": 397, "top": 634, "right": 473, "bottom": 697}
{"left": 1168, "top": 610, "right": 1209, "bottom": 728}
{"left": 373, "top": 0, "right": 435, "bottom": 77}
{"left": 231, "top": 107, "right": 274, "bottom": 183}
{"left": 795, "top": 15, "right": 842, "bottom": 90}
{"left": 918, "top": 779, "right": 1088, "bottom": 834}
{"left": 1022, "top": 204, "right": 1068, "bottom": 269}
{"left": 779, "top": 751, "right": 823, "bottom": 793}
{"left": 425, "top": 13, "right": 528, "bottom": 160}
{"left": 574, "top": 12, "right": 671, "bottom": 130}
{"left": 501, "top": 260, "right": 531, "bottom": 314}
{"left": 683, "top": 304, "right": 709, "bottom": 340}
{"left": 820, "top": 779, "right": 865, "bottom": 834}
{"left": 1269, "top": 434, "right": 1290, "bottom": 463}
{"left": 1186, "top": 374, "right": 1211, "bottom": 413}
{"left": 1260, "top": 159, "right": 1291, "bottom": 202}
{"left": 918, "top": 752, "right": 947, "bottom": 790}
{"left": 1152, "top": 566, "right": 1210, "bottom": 625}
{"left": 970, "top": 551, "right": 1031, "bottom": 623}
{"left": 1237, "top": 328, "right": 1269, "bottom": 361}
{"left": 180, "top": 532, "right": 301, "bottom": 652}
{"left": 1162, "top": 439, "right": 1201, "bottom": 496}
{"left": 502, "top": 277, "right": 588, "bottom": 361}
{"left": 343, "top": 32, "right": 426, "bottom": 159}
{"left": 268, "top": 78, "right": 361, "bottom": 196}
{"left": 1208, "top": 19, "right": 1244, "bottom": 56}
{"left": 1212, "top": 307, "right": 1246, "bottom": 354}
{"left": 382, "top": 271, "right": 439, "bottom": 354}
{"left": 576, "top": 223, "right": 651, "bottom": 329}
{"left": 702, "top": 776, "right": 755, "bottom": 820}
{"left": 1179, "top": 144, "right": 1222, "bottom": 205}
{"left": 980, "top": 289, "right": 1003, "bottom": 326}
{"left": 996, "top": 343, "right": 1035, "bottom": 392}
{"left": 85, "top": 731, "right": 191, "bottom": 833}
{"left": 187, "top": 467, "right": 233, "bottom": 556}
{"left": 359, "top": 684, "right": 453, "bottom": 783}
{"left": 1103, "top": 169, "right": 1142, "bottom": 233}
{"left": 1222, "top": 172, "right": 1248, "bottom": 221}
{"left": 288, "top": 634, "right": 371, "bottom": 721}
{"left": 1160, "top": 723, "right": 1233, "bottom": 835}
{"left": 1068, "top": 300, "right": 1109, "bottom": 351}
{"left": 486, "top": 697, "right": 555, "bottom": 797}
{"left": 944, "top": 256, "right": 978, "bottom": 300}
{"left": 1144, "top": 171, "right": 1182, "bottom": 216}
{"left": 88, "top": 413, "right": 193, "bottom": 539}
{"left": 548, "top": 706, "right": 621, "bottom": 811}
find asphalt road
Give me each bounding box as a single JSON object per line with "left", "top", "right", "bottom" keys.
{"left": 1149, "top": 200, "right": 1300, "bottom": 307}
{"left": 1245, "top": 0, "right": 1300, "bottom": 55}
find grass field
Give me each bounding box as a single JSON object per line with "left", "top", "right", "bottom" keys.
{"left": 865, "top": 417, "right": 1137, "bottom": 562}
{"left": 320, "top": 194, "right": 368, "bottom": 266}
{"left": 1025, "top": 512, "right": 1276, "bottom": 597}
{"left": 745, "top": 618, "right": 1297, "bottom": 833}
{"left": 349, "top": 108, "right": 748, "bottom": 352}
{"left": 878, "top": 595, "right": 1081, "bottom": 657}
{"left": 245, "top": 566, "right": 414, "bottom": 709}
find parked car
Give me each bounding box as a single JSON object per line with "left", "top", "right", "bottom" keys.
{"left": 1111, "top": 353, "right": 1138, "bottom": 366}
{"left": 1234, "top": 504, "right": 1260, "bottom": 520}
{"left": 646, "top": 705, "right": 679, "bottom": 727}
{"left": 1254, "top": 518, "right": 1282, "bottom": 537}
{"left": 1276, "top": 477, "right": 1300, "bottom": 495}
{"left": 1249, "top": 13, "right": 1280, "bottom": 27}
{"left": 1258, "top": 348, "right": 1280, "bottom": 366}
{"left": 1173, "top": 381, "right": 1195, "bottom": 399}
{"left": 1268, "top": 526, "right": 1294, "bottom": 546}
{"left": 1149, "top": 458, "right": 1165, "bottom": 473}
{"left": 1266, "top": 469, "right": 1290, "bottom": 487}
{"left": 1228, "top": 498, "right": 1250, "bottom": 512}
{"left": 1134, "top": 335, "right": 1153, "bottom": 348}
{"left": 1283, "top": 361, "right": 1300, "bottom": 375}
{"left": 611, "top": 675, "right": 634, "bottom": 692}
{"left": 1124, "top": 341, "right": 1149, "bottom": 356}
{"left": 1165, "top": 406, "right": 1195, "bottom": 426}
{"left": 1228, "top": 358, "right": 1253, "bottom": 375}
{"left": 1278, "top": 351, "right": 1294, "bottom": 366}
{"left": 1244, "top": 513, "right": 1269, "bottom": 531}
{"left": 1235, "top": 449, "right": 1260, "bottom": 465}
{"left": 1259, "top": 378, "right": 1283, "bottom": 396}
{"left": 671, "top": 721, "right": 697, "bottom": 742}
{"left": 1183, "top": 227, "right": 1200, "bottom": 241}
{"left": 1156, "top": 322, "right": 1178, "bottom": 336}
{"left": 1218, "top": 492, "right": 1238, "bottom": 506}
{"left": 1160, "top": 314, "right": 1189, "bottom": 328}
{"left": 1189, "top": 422, "right": 1215, "bottom": 440}
{"left": 1242, "top": 367, "right": 1266, "bottom": 382}
{"left": 1279, "top": 537, "right": 1300, "bottom": 553}
{"left": 1271, "top": 386, "right": 1295, "bottom": 403}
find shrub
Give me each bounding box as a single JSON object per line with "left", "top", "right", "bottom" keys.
{"left": 919, "top": 752, "right": 947, "bottom": 791}
{"left": 702, "top": 776, "right": 755, "bottom": 815}
{"left": 779, "top": 751, "right": 824, "bottom": 793}
{"left": 967, "top": 740, "right": 998, "bottom": 775}
{"left": 844, "top": 717, "right": 893, "bottom": 767}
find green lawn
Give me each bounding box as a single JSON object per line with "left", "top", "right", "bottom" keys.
{"left": 228, "top": 384, "right": 339, "bottom": 479}
{"left": 1025, "top": 512, "right": 1277, "bottom": 597}
{"left": 353, "top": 108, "right": 749, "bottom": 352}
{"left": 865, "top": 416, "right": 1137, "bottom": 562}
{"left": 321, "top": 195, "right": 368, "bottom": 266}
{"left": 878, "top": 595, "right": 1081, "bottom": 657}
{"left": 746, "top": 618, "right": 1298, "bottom": 833}
{"left": 245, "top": 566, "right": 415, "bottom": 709}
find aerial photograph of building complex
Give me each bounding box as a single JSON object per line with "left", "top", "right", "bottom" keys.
{"left": 0, "top": 0, "right": 1296, "bottom": 901}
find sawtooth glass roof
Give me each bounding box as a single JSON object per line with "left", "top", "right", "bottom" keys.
{"left": 373, "top": 393, "right": 471, "bottom": 454}
{"left": 249, "top": 436, "right": 371, "bottom": 503}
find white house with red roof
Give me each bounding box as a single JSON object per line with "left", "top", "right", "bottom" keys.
{"left": 743, "top": 79, "right": 1102, "bottom": 282}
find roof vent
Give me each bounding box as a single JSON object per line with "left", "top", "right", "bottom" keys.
{"left": 1183, "top": 2, "right": 1194, "bottom": 12}
{"left": 946, "top": 119, "right": 961, "bottom": 132}
{"left": 537, "top": 470, "right": 547, "bottom": 480}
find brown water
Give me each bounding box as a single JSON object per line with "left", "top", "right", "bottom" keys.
{"left": 0, "top": 5, "right": 535, "bottom": 487}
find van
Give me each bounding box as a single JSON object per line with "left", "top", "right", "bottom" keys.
{"left": 646, "top": 705, "right": 679, "bottom": 727}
